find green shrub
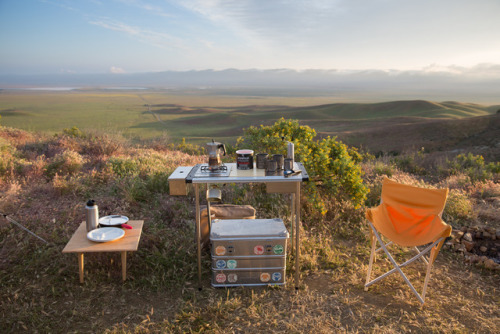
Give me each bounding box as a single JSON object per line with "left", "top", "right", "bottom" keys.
{"left": 443, "top": 189, "right": 474, "bottom": 226}
{"left": 62, "top": 126, "right": 85, "bottom": 138}
{"left": 237, "top": 118, "right": 369, "bottom": 217}
{"left": 44, "top": 150, "right": 85, "bottom": 179}
{"left": 447, "top": 153, "right": 500, "bottom": 183}
{"left": 390, "top": 148, "right": 427, "bottom": 175}
{"left": 168, "top": 138, "right": 205, "bottom": 156}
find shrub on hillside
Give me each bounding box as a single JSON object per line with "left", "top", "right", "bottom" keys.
{"left": 168, "top": 138, "right": 205, "bottom": 156}
{"left": 443, "top": 189, "right": 475, "bottom": 226}
{"left": 44, "top": 150, "right": 85, "bottom": 179}
{"left": 447, "top": 153, "right": 500, "bottom": 183}
{"left": 237, "top": 118, "right": 369, "bottom": 217}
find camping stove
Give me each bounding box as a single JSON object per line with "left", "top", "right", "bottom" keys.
{"left": 192, "top": 164, "right": 232, "bottom": 178}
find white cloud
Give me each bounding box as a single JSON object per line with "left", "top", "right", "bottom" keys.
{"left": 89, "top": 19, "right": 188, "bottom": 50}
{"left": 110, "top": 66, "right": 126, "bottom": 74}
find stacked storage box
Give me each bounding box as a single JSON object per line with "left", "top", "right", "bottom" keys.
{"left": 210, "top": 218, "right": 289, "bottom": 287}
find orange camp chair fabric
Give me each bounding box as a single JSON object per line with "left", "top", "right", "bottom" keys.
{"left": 366, "top": 177, "right": 451, "bottom": 250}
{"left": 364, "top": 177, "right": 452, "bottom": 304}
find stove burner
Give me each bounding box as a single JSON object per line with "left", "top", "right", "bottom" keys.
{"left": 200, "top": 165, "right": 228, "bottom": 173}
{"left": 191, "top": 164, "right": 232, "bottom": 178}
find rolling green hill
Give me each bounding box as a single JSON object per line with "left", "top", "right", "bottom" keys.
{"left": 0, "top": 90, "right": 497, "bottom": 145}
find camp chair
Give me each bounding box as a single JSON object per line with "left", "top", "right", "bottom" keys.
{"left": 364, "top": 177, "right": 451, "bottom": 304}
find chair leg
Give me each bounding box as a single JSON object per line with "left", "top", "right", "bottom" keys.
{"left": 414, "top": 246, "right": 429, "bottom": 265}
{"left": 365, "top": 228, "right": 377, "bottom": 291}
{"left": 422, "top": 246, "right": 439, "bottom": 302}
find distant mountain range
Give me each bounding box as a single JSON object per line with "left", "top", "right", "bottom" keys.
{"left": 1, "top": 67, "right": 500, "bottom": 103}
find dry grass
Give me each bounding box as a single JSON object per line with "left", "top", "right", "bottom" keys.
{"left": 0, "top": 126, "right": 499, "bottom": 333}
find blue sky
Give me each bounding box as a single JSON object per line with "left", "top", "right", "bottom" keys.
{"left": 1, "top": 0, "right": 499, "bottom": 75}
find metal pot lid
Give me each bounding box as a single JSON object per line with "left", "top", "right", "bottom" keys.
{"left": 236, "top": 149, "right": 254, "bottom": 155}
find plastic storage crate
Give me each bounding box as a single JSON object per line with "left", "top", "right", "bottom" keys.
{"left": 210, "top": 218, "right": 288, "bottom": 287}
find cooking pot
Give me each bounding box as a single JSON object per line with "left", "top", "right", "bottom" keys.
{"left": 98, "top": 215, "right": 132, "bottom": 229}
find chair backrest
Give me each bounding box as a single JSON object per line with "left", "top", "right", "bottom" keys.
{"left": 381, "top": 177, "right": 448, "bottom": 216}
{"left": 367, "top": 177, "right": 451, "bottom": 247}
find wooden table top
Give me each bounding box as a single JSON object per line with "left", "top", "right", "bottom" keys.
{"left": 62, "top": 220, "right": 144, "bottom": 253}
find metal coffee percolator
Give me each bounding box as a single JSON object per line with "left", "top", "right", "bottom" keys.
{"left": 85, "top": 200, "right": 99, "bottom": 232}
{"left": 206, "top": 140, "right": 226, "bottom": 170}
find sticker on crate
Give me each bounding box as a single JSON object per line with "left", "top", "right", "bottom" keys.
{"left": 273, "top": 244, "right": 284, "bottom": 255}
{"left": 254, "top": 245, "right": 265, "bottom": 255}
{"left": 227, "top": 259, "right": 237, "bottom": 269}
{"left": 216, "top": 273, "right": 226, "bottom": 283}
{"left": 215, "top": 259, "right": 226, "bottom": 269}
{"left": 272, "top": 272, "right": 282, "bottom": 282}
{"left": 215, "top": 245, "right": 226, "bottom": 256}
{"left": 227, "top": 273, "right": 238, "bottom": 283}
{"left": 260, "top": 272, "right": 271, "bottom": 282}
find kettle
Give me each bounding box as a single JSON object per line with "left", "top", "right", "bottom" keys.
{"left": 206, "top": 140, "right": 226, "bottom": 169}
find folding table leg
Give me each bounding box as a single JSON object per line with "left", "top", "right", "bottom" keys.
{"left": 195, "top": 184, "right": 202, "bottom": 290}
{"left": 294, "top": 182, "right": 300, "bottom": 290}
{"left": 121, "top": 251, "right": 127, "bottom": 282}
{"left": 78, "top": 252, "right": 84, "bottom": 283}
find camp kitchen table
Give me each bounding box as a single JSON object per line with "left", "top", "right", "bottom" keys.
{"left": 62, "top": 220, "right": 144, "bottom": 283}
{"left": 169, "top": 162, "right": 309, "bottom": 289}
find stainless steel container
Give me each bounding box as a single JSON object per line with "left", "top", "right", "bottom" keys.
{"left": 273, "top": 154, "right": 284, "bottom": 170}
{"left": 210, "top": 218, "right": 288, "bottom": 287}
{"left": 256, "top": 153, "right": 269, "bottom": 169}
{"left": 85, "top": 200, "right": 99, "bottom": 232}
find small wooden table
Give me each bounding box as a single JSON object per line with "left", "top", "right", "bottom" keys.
{"left": 62, "top": 220, "right": 143, "bottom": 283}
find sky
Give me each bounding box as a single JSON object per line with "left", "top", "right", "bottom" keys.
{"left": 1, "top": 0, "right": 500, "bottom": 75}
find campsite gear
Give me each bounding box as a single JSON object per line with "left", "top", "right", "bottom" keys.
{"left": 273, "top": 154, "right": 284, "bottom": 170}
{"left": 256, "top": 153, "right": 269, "bottom": 169}
{"left": 98, "top": 215, "right": 133, "bottom": 229}
{"left": 266, "top": 159, "right": 278, "bottom": 173}
{"left": 236, "top": 149, "right": 254, "bottom": 170}
{"left": 284, "top": 158, "right": 293, "bottom": 171}
{"left": 200, "top": 204, "right": 256, "bottom": 247}
{"left": 205, "top": 188, "right": 222, "bottom": 244}
{"left": 287, "top": 141, "right": 294, "bottom": 162}
{"left": 284, "top": 169, "right": 301, "bottom": 178}
{"left": 364, "top": 177, "right": 451, "bottom": 304}
{"left": 85, "top": 200, "right": 99, "bottom": 232}
{"left": 1, "top": 212, "right": 48, "bottom": 244}
{"left": 206, "top": 140, "right": 226, "bottom": 170}
{"left": 87, "top": 227, "right": 125, "bottom": 242}
{"left": 210, "top": 218, "right": 288, "bottom": 287}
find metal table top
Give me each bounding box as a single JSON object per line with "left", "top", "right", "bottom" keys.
{"left": 185, "top": 162, "right": 309, "bottom": 184}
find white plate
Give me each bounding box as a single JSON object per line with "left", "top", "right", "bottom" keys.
{"left": 87, "top": 227, "right": 125, "bottom": 243}
{"left": 99, "top": 215, "right": 129, "bottom": 226}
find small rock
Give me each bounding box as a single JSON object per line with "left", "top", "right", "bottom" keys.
{"left": 480, "top": 256, "right": 489, "bottom": 262}
{"left": 486, "top": 227, "right": 496, "bottom": 234}
{"left": 460, "top": 226, "right": 468, "bottom": 233}
{"left": 463, "top": 233, "right": 473, "bottom": 242}
{"left": 455, "top": 244, "right": 466, "bottom": 253}
{"left": 468, "top": 254, "right": 481, "bottom": 264}
{"left": 496, "top": 230, "right": 500, "bottom": 239}
{"left": 462, "top": 240, "right": 475, "bottom": 252}
{"left": 484, "top": 259, "right": 498, "bottom": 270}
{"left": 475, "top": 232, "right": 482, "bottom": 239}
{"left": 479, "top": 246, "right": 488, "bottom": 253}
{"left": 455, "top": 231, "right": 465, "bottom": 238}
{"left": 483, "top": 232, "right": 491, "bottom": 239}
